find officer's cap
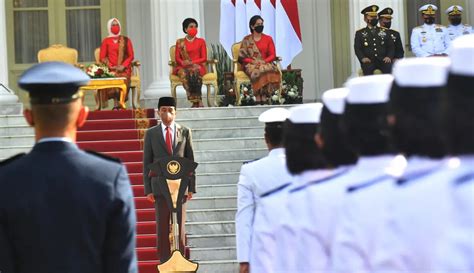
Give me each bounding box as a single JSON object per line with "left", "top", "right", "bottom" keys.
{"left": 322, "top": 88, "right": 349, "bottom": 114}
{"left": 18, "top": 62, "right": 90, "bottom": 105}
{"left": 450, "top": 34, "right": 474, "bottom": 77}
{"left": 345, "top": 75, "right": 394, "bottom": 104}
{"left": 393, "top": 57, "right": 451, "bottom": 87}
{"left": 419, "top": 4, "right": 438, "bottom": 15}
{"left": 379, "top": 7, "right": 394, "bottom": 19}
{"left": 361, "top": 5, "right": 379, "bottom": 16}
{"left": 158, "top": 96, "right": 177, "bottom": 109}
{"left": 445, "top": 5, "right": 463, "bottom": 15}
{"left": 288, "top": 103, "right": 323, "bottom": 124}
{"left": 258, "top": 107, "right": 290, "bottom": 123}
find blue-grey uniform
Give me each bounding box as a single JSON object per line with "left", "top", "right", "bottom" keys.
{"left": 0, "top": 62, "right": 138, "bottom": 273}
{"left": 250, "top": 103, "right": 324, "bottom": 273}
{"left": 445, "top": 5, "right": 473, "bottom": 44}
{"left": 411, "top": 5, "right": 450, "bottom": 57}
{"left": 236, "top": 108, "right": 291, "bottom": 264}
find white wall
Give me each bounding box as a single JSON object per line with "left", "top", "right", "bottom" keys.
{"left": 0, "top": 0, "right": 9, "bottom": 86}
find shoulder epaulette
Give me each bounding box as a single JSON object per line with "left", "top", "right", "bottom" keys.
{"left": 347, "top": 175, "right": 390, "bottom": 193}
{"left": 0, "top": 153, "right": 25, "bottom": 167}
{"left": 396, "top": 168, "right": 441, "bottom": 186}
{"left": 454, "top": 172, "right": 474, "bottom": 186}
{"left": 260, "top": 182, "right": 291, "bottom": 198}
{"left": 86, "top": 150, "right": 121, "bottom": 163}
{"left": 243, "top": 157, "right": 262, "bottom": 165}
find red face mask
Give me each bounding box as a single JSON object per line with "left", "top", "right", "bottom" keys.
{"left": 187, "top": 27, "right": 198, "bottom": 37}
{"left": 111, "top": 25, "right": 120, "bottom": 35}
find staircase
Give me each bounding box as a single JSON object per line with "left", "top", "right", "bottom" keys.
{"left": 0, "top": 105, "right": 285, "bottom": 273}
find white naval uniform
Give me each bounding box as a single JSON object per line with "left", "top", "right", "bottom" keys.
{"left": 411, "top": 24, "right": 450, "bottom": 57}
{"left": 250, "top": 169, "right": 334, "bottom": 273}
{"left": 235, "top": 148, "right": 292, "bottom": 263}
{"left": 329, "top": 155, "right": 402, "bottom": 272}
{"left": 371, "top": 156, "right": 457, "bottom": 272}
{"left": 447, "top": 24, "right": 473, "bottom": 44}
{"left": 434, "top": 156, "right": 474, "bottom": 271}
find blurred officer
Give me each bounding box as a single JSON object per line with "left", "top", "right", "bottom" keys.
{"left": 379, "top": 7, "right": 405, "bottom": 59}
{"left": 371, "top": 57, "right": 453, "bottom": 271}
{"left": 434, "top": 34, "right": 474, "bottom": 271}
{"left": 354, "top": 5, "right": 395, "bottom": 75}
{"left": 329, "top": 74, "right": 402, "bottom": 272}
{"left": 445, "top": 5, "right": 473, "bottom": 44}
{"left": 236, "top": 107, "right": 291, "bottom": 273}
{"left": 411, "top": 4, "right": 450, "bottom": 57}
{"left": 0, "top": 62, "right": 138, "bottom": 273}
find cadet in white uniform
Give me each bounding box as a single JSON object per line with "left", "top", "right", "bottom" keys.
{"left": 411, "top": 4, "right": 450, "bottom": 57}
{"left": 371, "top": 57, "right": 454, "bottom": 272}
{"left": 445, "top": 5, "right": 473, "bottom": 44}
{"left": 235, "top": 107, "right": 291, "bottom": 273}
{"left": 434, "top": 34, "right": 474, "bottom": 271}
{"left": 329, "top": 75, "right": 404, "bottom": 273}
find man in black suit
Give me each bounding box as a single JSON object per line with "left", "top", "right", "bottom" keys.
{"left": 0, "top": 62, "right": 138, "bottom": 273}
{"left": 354, "top": 5, "right": 395, "bottom": 75}
{"left": 142, "top": 97, "right": 195, "bottom": 261}
{"left": 379, "top": 7, "right": 405, "bottom": 60}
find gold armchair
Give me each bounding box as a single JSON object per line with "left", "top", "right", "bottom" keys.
{"left": 94, "top": 48, "right": 142, "bottom": 109}
{"left": 231, "top": 42, "right": 283, "bottom": 105}
{"left": 168, "top": 45, "right": 218, "bottom": 107}
{"left": 37, "top": 44, "right": 83, "bottom": 69}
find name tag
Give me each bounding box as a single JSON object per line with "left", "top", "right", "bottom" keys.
{"left": 436, "top": 28, "right": 443, "bottom": 32}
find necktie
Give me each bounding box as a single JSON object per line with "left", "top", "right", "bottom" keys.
{"left": 166, "top": 126, "right": 173, "bottom": 155}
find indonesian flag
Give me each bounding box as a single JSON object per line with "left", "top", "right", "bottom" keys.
{"left": 246, "top": 0, "right": 261, "bottom": 24}
{"left": 235, "top": 0, "right": 248, "bottom": 44}
{"left": 219, "top": 0, "right": 235, "bottom": 58}
{"left": 275, "top": 0, "right": 302, "bottom": 67}
{"left": 261, "top": 0, "right": 276, "bottom": 39}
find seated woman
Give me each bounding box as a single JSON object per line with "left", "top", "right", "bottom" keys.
{"left": 99, "top": 18, "right": 134, "bottom": 110}
{"left": 239, "top": 15, "right": 280, "bottom": 103}
{"left": 174, "top": 18, "right": 207, "bottom": 108}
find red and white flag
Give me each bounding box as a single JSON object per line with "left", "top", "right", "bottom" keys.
{"left": 235, "top": 0, "right": 248, "bottom": 44}
{"left": 275, "top": 0, "right": 302, "bottom": 67}
{"left": 246, "top": 0, "right": 261, "bottom": 25}
{"left": 219, "top": 0, "right": 235, "bottom": 58}
{"left": 261, "top": 0, "right": 276, "bottom": 39}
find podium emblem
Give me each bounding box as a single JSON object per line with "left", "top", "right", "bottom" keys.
{"left": 167, "top": 160, "right": 181, "bottom": 175}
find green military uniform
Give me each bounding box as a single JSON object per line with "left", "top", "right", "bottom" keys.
{"left": 378, "top": 7, "right": 405, "bottom": 59}
{"left": 354, "top": 5, "right": 395, "bottom": 75}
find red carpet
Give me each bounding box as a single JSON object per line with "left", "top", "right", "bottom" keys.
{"left": 76, "top": 109, "right": 187, "bottom": 273}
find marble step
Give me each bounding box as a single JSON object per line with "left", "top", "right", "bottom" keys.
{"left": 197, "top": 260, "right": 238, "bottom": 273}
{"left": 196, "top": 172, "right": 239, "bottom": 185}
{"left": 193, "top": 137, "right": 265, "bottom": 151}
{"left": 0, "top": 115, "right": 25, "bottom": 126}
{"left": 189, "top": 246, "right": 237, "bottom": 261}
{"left": 0, "top": 135, "right": 34, "bottom": 147}
{"left": 177, "top": 116, "right": 262, "bottom": 129}
{"left": 195, "top": 148, "right": 266, "bottom": 162}
{"left": 192, "top": 126, "right": 263, "bottom": 139}
{"left": 187, "top": 234, "right": 236, "bottom": 248}
{"left": 175, "top": 105, "right": 292, "bottom": 120}
{"left": 0, "top": 146, "right": 31, "bottom": 158}
{"left": 187, "top": 196, "right": 237, "bottom": 210}
{"left": 195, "top": 184, "right": 237, "bottom": 198}
{"left": 0, "top": 103, "right": 23, "bottom": 116}
{"left": 187, "top": 208, "right": 237, "bottom": 222}
{"left": 186, "top": 220, "right": 235, "bottom": 236}
{"left": 196, "top": 160, "right": 246, "bottom": 173}
{"left": 0, "top": 125, "right": 33, "bottom": 137}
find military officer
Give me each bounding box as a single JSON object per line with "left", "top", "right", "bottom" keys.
{"left": 235, "top": 107, "right": 291, "bottom": 273}
{"left": 354, "top": 5, "right": 395, "bottom": 75}
{"left": 411, "top": 4, "right": 450, "bottom": 57}
{"left": 0, "top": 62, "right": 138, "bottom": 273}
{"left": 445, "top": 5, "right": 473, "bottom": 44}
{"left": 379, "top": 7, "right": 405, "bottom": 59}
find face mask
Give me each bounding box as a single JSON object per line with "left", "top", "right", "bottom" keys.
{"left": 187, "top": 27, "right": 198, "bottom": 37}
{"left": 424, "top": 17, "right": 435, "bottom": 25}
{"left": 254, "top": 25, "right": 264, "bottom": 33}
{"left": 111, "top": 25, "right": 120, "bottom": 35}
{"left": 369, "top": 19, "right": 379, "bottom": 27}
{"left": 383, "top": 22, "right": 392, "bottom": 29}
{"left": 450, "top": 17, "right": 462, "bottom": 26}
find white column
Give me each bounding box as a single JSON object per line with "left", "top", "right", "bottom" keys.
{"left": 0, "top": 0, "right": 19, "bottom": 104}
{"left": 144, "top": 0, "right": 204, "bottom": 99}
{"left": 349, "top": 0, "right": 406, "bottom": 77}
{"left": 467, "top": 0, "right": 474, "bottom": 25}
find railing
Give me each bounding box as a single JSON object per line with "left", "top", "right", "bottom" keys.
{"left": 0, "top": 83, "right": 14, "bottom": 94}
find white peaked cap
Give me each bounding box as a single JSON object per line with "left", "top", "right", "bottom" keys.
{"left": 345, "top": 75, "right": 394, "bottom": 104}
{"left": 445, "top": 5, "right": 463, "bottom": 14}
{"left": 419, "top": 4, "right": 438, "bottom": 12}
{"left": 449, "top": 34, "right": 474, "bottom": 77}
{"left": 393, "top": 57, "right": 451, "bottom": 87}
{"left": 288, "top": 103, "right": 323, "bottom": 124}
{"left": 322, "top": 88, "right": 349, "bottom": 114}
{"left": 258, "top": 107, "right": 290, "bottom": 123}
